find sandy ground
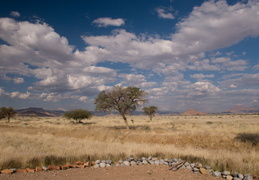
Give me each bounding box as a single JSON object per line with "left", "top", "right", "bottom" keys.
{"left": 0, "top": 165, "right": 219, "bottom": 180}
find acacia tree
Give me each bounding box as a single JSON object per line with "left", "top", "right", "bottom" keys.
{"left": 63, "top": 109, "right": 92, "bottom": 123}
{"left": 0, "top": 110, "right": 5, "bottom": 120}
{"left": 95, "top": 86, "right": 147, "bottom": 129}
{"left": 142, "top": 106, "right": 158, "bottom": 121}
{"left": 0, "top": 107, "right": 17, "bottom": 123}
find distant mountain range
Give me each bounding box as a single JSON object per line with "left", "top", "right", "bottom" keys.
{"left": 15, "top": 105, "right": 259, "bottom": 117}
{"left": 222, "top": 105, "right": 259, "bottom": 114}
{"left": 15, "top": 107, "right": 65, "bottom": 117}
{"left": 15, "top": 107, "right": 176, "bottom": 117}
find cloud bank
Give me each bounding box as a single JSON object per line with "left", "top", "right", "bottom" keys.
{"left": 1, "top": 0, "right": 259, "bottom": 112}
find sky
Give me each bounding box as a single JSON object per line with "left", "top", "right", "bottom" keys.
{"left": 0, "top": 0, "right": 259, "bottom": 113}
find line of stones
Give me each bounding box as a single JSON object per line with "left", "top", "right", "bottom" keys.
{"left": 93, "top": 156, "right": 256, "bottom": 180}
{"left": 0, "top": 155, "right": 257, "bottom": 180}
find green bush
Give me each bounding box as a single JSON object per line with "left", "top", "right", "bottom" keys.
{"left": 63, "top": 109, "right": 92, "bottom": 123}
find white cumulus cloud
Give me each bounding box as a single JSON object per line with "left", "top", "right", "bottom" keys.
{"left": 172, "top": 0, "right": 259, "bottom": 55}
{"left": 156, "top": 7, "right": 175, "bottom": 19}
{"left": 93, "top": 17, "right": 125, "bottom": 27}
{"left": 13, "top": 77, "right": 24, "bottom": 84}
{"left": 187, "top": 81, "right": 221, "bottom": 98}
{"left": 220, "top": 73, "right": 259, "bottom": 88}
{"left": 10, "top": 91, "right": 30, "bottom": 99}
{"left": 79, "top": 96, "right": 88, "bottom": 102}
{"left": 119, "top": 73, "right": 157, "bottom": 88}
{"left": 190, "top": 73, "right": 215, "bottom": 80}
{"left": 10, "top": 11, "right": 20, "bottom": 17}
{"left": 1, "top": 0, "right": 259, "bottom": 111}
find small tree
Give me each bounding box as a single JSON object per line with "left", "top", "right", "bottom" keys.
{"left": 0, "top": 110, "right": 5, "bottom": 120}
{"left": 143, "top": 106, "right": 158, "bottom": 121}
{"left": 95, "top": 86, "right": 147, "bottom": 129}
{"left": 0, "top": 107, "right": 17, "bottom": 123}
{"left": 63, "top": 109, "right": 92, "bottom": 123}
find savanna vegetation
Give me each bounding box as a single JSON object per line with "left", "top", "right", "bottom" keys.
{"left": 0, "top": 114, "right": 259, "bottom": 175}
{"left": 63, "top": 109, "right": 92, "bottom": 123}
{"left": 142, "top": 106, "right": 158, "bottom": 121}
{"left": 95, "top": 86, "right": 147, "bottom": 129}
{"left": 0, "top": 107, "right": 16, "bottom": 123}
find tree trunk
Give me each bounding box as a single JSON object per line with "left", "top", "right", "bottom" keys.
{"left": 7, "top": 117, "right": 10, "bottom": 123}
{"left": 122, "top": 114, "right": 130, "bottom": 129}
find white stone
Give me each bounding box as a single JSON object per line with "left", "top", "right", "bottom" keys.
{"left": 99, "top": 163, "right": 106, "bottom": 168}
{"left": 93, "top": 164, "right": 99, "bottom": 168}
{"left": 142, "top": 160, "right": 148, "bottom": 164}
{"left": 213, "top": 171, "right": 222, "bottom": 177}
{"left": 123, "top": 161, "right": 130, "bottom": 166}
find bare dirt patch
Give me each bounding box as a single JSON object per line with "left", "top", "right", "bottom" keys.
{"left": 0, "top": 165, "right": 219, "bottom": 180}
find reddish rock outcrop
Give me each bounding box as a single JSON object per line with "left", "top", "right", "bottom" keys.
{"left": 35, "top": 166, "right": 43, "bottom": 172}
{"left": 84, "top": 162, "right": 91, "bottom": 167}
{"left": 16, "top": 169, "right": 27, "bottom": 173}
{"left": 75, "top": 165, "right": 85, "bottom": 168}
{"left": 1, "top": 169, "right": 13, "bottom": 174}
{"left": 61, "top": 165, "right": 69, "bottom": 170}
{"left": 74, "top": 161, "right": 83, "bottom": 165}
{"left": 26, "top": 168, "right": 35, "bottom": 173}
{"left": 47, "top": 165, "right": 58, "bottom": 171}
{"left": 181, "top": 109, "right": 207, "bottom": 116}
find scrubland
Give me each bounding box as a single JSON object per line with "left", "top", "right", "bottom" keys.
{"left": 0, "top": 114, "right": 259, "bottom": 175}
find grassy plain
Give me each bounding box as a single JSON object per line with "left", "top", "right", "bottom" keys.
{"left": 0, "top": 114, "right": 259, "bottom": 175}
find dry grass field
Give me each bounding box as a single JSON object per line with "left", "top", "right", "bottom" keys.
{"left": 0, "top": 114, "right": 259, "bottom": 175}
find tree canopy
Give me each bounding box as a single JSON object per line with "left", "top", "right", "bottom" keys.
{"left": 142, "top": 106, "right": 158, "bottom": 121}
{"left": 95, "top": 86, "right": 147, "bottom": 129}
{"left": 0, "top": 107, "right": 17, "bottom": 123}
{"left": 63, "top": 109, "right": 92, "bottom": 123}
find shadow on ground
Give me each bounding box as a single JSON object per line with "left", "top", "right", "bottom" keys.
{"left": 109, "top": 125, "right": 151, "bottom": 130}
{"left": 235, "top": 133, "right": 259, "bottom": 146}
{"left": 70, "top": 121, "right": 97, "bottom": 125}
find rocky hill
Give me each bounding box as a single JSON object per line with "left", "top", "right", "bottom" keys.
{"left": 15, "top": 107, "right": 65, "bottom": 117}
{"left": 181, "top": 109, "right": 207, "bottom": 116}
{"left": 223, "top": 105, "right": 259, "bottom": 114}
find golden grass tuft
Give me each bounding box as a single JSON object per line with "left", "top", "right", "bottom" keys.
{"left": 0, "top": 114, "right": 258, "bottom": 174}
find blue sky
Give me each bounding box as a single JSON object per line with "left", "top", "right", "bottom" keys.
{"left": 0, "top": 0, "right": 259, "bottom": 112}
